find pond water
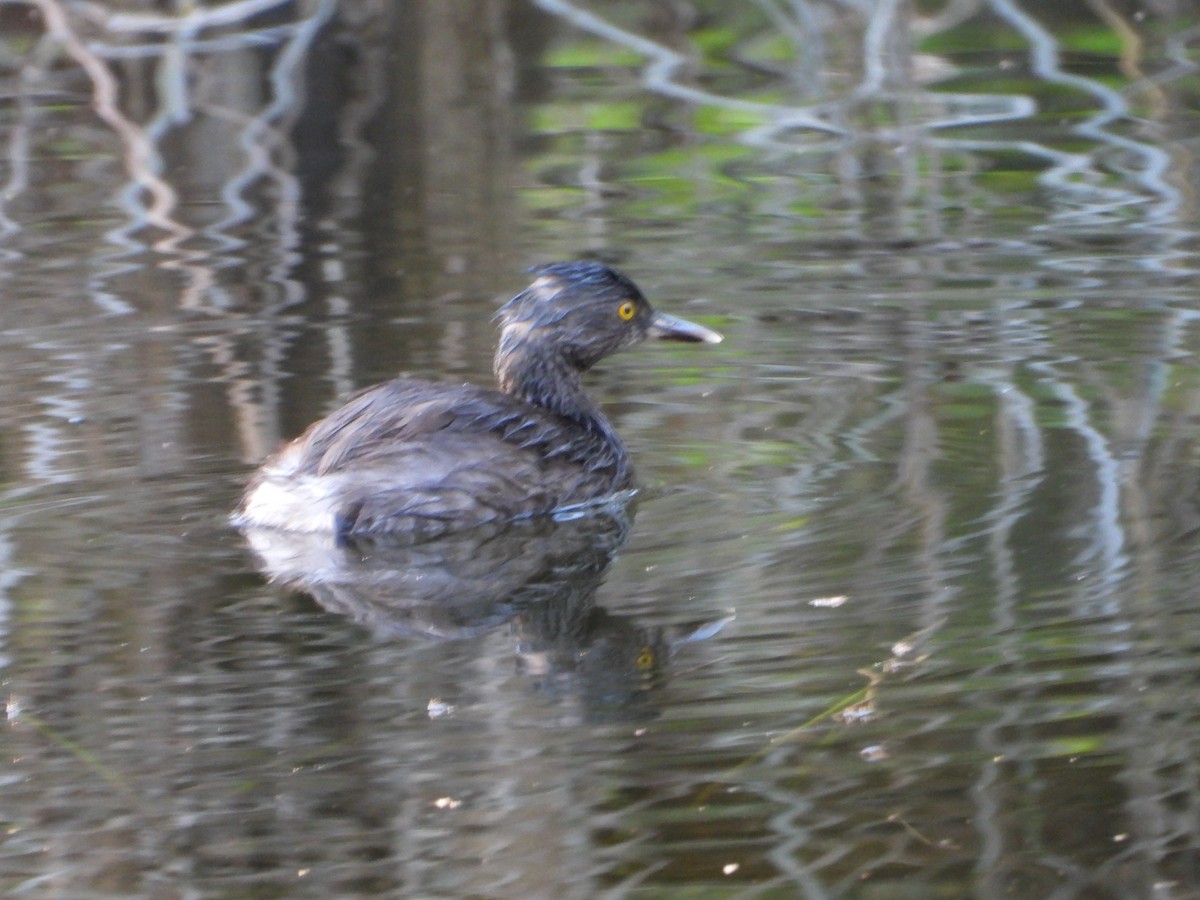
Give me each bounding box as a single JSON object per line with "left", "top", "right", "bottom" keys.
{"left": 4, "top": 1, "right": 1200, "bottom": 897}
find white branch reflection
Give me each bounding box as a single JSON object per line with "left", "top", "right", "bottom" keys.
{"left": 533, "top": 0, "right": 847, "bottom": 142}
{"left": 536, "top": 0, "right": 1185, "bottom": 238}
{"left": 988, "top": 0, "right": 1180, "bottom": 226}
{"left": 29, "top": 0, "right": 191, "bottom": 245}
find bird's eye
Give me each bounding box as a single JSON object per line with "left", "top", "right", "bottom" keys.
{"left": 617, "top": 300, "right": 637, "bottom": 322}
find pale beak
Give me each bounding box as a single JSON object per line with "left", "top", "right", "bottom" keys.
{"left": 647, "top": 311, "right": 723, "bottom": 344}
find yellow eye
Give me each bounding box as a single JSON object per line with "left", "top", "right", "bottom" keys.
{"left": 635, "top": 647, "right": 655, "bottom": 671}
{"left": 617, "top": 300, "right": 637, "bottom": 322}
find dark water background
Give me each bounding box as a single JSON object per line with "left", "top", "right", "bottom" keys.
{"left": 4, "top": 1, "right": 1200, "bottom": 897}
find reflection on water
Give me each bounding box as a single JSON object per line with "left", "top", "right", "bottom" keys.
{"left": 3, "top": 0, "right": 1200, "bottom": 897}
{"left": 244, "top": 505, "right": 730, "bottom": 719}
{"left": 243, "top": 510, "right": 633, "bottom": 641}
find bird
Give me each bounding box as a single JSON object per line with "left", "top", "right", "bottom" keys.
{"left": 234, "top": 261, "right": 722, "bottom": 538}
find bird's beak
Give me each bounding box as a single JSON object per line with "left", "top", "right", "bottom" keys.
{"left": 647, "top": 311, "right": 723, "bottom": 344}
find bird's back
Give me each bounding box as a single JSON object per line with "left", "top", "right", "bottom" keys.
{"left": 236, "top": 378, "right": 632, "bottom": 537}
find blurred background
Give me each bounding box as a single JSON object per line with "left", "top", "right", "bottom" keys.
{"left": 3, "top": 0, "right": 1200, "bottom": 896}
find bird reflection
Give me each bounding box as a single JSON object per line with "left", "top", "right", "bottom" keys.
{"left": 241, "top": 504, "right": 729, "bottom": 715}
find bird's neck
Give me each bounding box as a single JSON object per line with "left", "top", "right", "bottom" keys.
{"left": 496, "top": 342, "right": 602, "bottom": 425}
{"left": 494, "top": 339, "right": 631, "bottom": 475}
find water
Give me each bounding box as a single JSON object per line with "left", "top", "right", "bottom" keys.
{"left": 3, "top": 1, "right": 1200, "bottom": 896}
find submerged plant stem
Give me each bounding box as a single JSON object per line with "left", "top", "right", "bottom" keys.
{"left": 11, "top": 706, "right": 142, "bottom": 808}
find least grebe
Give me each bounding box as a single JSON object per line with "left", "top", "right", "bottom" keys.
{"left": 236, "top": 261, "right": 721, "bottom": 537}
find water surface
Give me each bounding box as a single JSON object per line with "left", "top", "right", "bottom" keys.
{"left": 3, "top": 1, "right": 1200, "bottom": 897}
